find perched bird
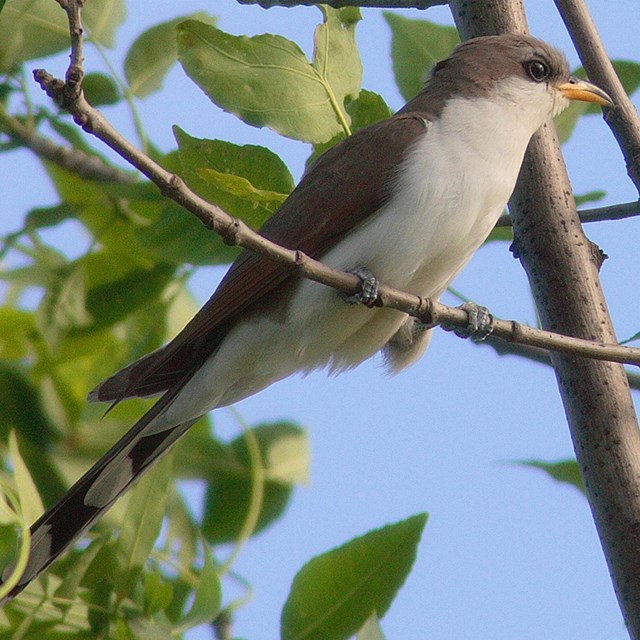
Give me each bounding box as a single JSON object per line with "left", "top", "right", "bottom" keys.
{"left": 2, "top": 33, "right": 612, "bottom": 600}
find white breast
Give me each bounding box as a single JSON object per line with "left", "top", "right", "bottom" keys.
{"left": 158, "top": 78, "right": 559, "bottom": 423}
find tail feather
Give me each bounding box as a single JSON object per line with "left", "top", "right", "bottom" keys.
{"left": 1, "top": 382, "right": 200, "bottom": 602}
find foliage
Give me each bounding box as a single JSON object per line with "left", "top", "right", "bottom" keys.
{"left": 0, "top": 2, "right": 637, "bottom": 638}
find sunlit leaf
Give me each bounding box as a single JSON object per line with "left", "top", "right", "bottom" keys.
{"left": 116, "top": 454, "right": 173, "bottom": 598}
{"left": 174, "top": 126, "right": 293, "bottom": 227}
{"left": 173, "top": 540, "right": 222, "bottom": 633}
{"left": 515, "top": 458, "right": 585, "bottom": 495}
{"left": 125, "top": 13, "right": 214, "bottom": 98}
{"left": 0, "top": 307, "right": 35, "bottom": 359}
{"left": 0, "top": 0, "right": 124, "bottom": 71}
{"left": 383, "top": 13, "right": 458, "bottom": 101}
{"left": 281, "top": 513, "right": 427, "bottom": 640}
{"left": 177, "top": 8, "right": 362, "bottom": 143}
{"left": 574, "top": 190, "right": 606, "bottom": 206}
{"left": 9, "top": 431, "right": 44, "bottom": 526}
{"left": 201, "top": 422, "right": 308, "bottom": 543}
{"left": 83, "top": 72, "right": 120, "bottom": 106}
{"left": 135, "top": 203, "right": 240, "bottom": 266}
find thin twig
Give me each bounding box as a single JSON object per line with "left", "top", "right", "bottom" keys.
{"left": 0, "top": 105, "right": 136, "bottom": 183}
{"left": 495, "top": 200, "right": 640, "bottom": 227}
{"left": 32, "top": 0, "right": 640, "bottom": 373}
{"left": 554, "top": 0, "right": 640, "bottom": 193}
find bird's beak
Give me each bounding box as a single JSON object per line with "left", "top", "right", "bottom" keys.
{"left": 558, "top": 76, "right": 613, "bottom": 107}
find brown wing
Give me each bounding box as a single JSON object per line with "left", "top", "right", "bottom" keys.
{"left": 90, "top": 113, "right": 431, "bottom": 402}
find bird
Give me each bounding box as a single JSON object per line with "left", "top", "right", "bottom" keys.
{"left": 2, "top": 33, "right": 612, "bottom": 601}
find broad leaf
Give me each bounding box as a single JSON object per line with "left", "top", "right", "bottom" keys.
{"left": 134, "top": 203, "right": 240, "bottom": 266}
{"left": 36, "top": 265, "right": 93, "bottom": 348}
{"left": 515, "top": 458, "right": 585, "bottom": 494}
{"left": 307, "top": 89, "right": 393, "bottom": 167}
{"left": 173, "top": 540, "right": 222, "bottom": 633}
{"left": 0, "top": 307, "right": 35, "bottom": 359}
{"left": 125, "top": 13, "right": 213, "bottom": 98}
{"left": 83, "top": 72, "right": 120, "bottom": 106}
{"left": 384, "top": 13, "right": 459, "bottom": 101}
{"left": 202, "top": 422, "right": 308, "bottom": 543}
{"left": 54, "top": 535, "right": 110, "bottom": 604}
{"left": 174, "top": 126, "right": 294, "bottom": 229}
{"left": 0, "top": 0, "right": 124, "bottom": 71}
{"left": 83, "top": 261, "right": 175, "bottom": 332}
{"left": 116, "top": 454, "right": 173, "bottom": 598}
{"left": 281, "top": 513, "right": 428, "bottom": 640}
{"left": 177, "top": 8, "right": 362, "bottom": 143}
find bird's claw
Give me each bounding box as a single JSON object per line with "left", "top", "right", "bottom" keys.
{"left": 341, "top": 266, "right": 379, "bottom": 307}
{"left": 443, "top": 301, "right": 494, "bottom": 341}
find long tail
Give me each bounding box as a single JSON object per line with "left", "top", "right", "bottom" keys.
{"left": 1, "top": 382, "right": 200, "bottom": 602}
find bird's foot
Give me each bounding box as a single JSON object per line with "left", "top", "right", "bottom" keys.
{"left": 341, "top": 266, "right": 379, "bottom": 307}
{"left": 442, "top": 301, "right": 494, "bottom": 342}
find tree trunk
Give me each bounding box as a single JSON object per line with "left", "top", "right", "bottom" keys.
{"left": 448, "top": 1, "right": 640, "bottom": 637}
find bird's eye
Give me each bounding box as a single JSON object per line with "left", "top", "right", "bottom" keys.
{"left": 525, "top": 59, "right": 550, "bottom": 82}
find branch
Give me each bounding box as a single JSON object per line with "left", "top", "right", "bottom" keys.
{"left": 483, "top": 335, "right": 640, "bottom": 391}
{"left": 495, "top": 200, "right": 640, "bottom": 227}
{"left": 448, "top": 0, "right": 640, "bottom": 636}
{"left": 236, "top": 0, "right": 444, "bottom": 7}
{"left": 554, "top": 0, "right": 640, "bottom": 193}
{"left": 0, "top": 105, "right": 136, "bottom": 183}
{"left": 32, "top": 1, "right": 640, "bottom": 374}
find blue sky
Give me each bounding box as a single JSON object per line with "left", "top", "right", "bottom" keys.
{"left": 2, "top": 1, "right": 639, "bottom": 639}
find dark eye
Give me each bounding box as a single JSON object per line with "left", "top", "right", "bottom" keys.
{"left": 525, "top": 59, "right": 550, "bottom": 82}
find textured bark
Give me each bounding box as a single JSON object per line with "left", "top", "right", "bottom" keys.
{"left": 449, "top": 1, "right": 640, "bottom": 637}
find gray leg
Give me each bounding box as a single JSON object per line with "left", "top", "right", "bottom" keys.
{"left": 340, "top": 266, "right": 379, "bottom": 307}
{"left": 442, "top": 301, "right": 494, "bottom": 342}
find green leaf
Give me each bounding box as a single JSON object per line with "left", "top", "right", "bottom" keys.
{"left": 36, "top": 265, "right": 92, "bottom": 348}
{"left": 574, "top": 190, "right": 606, "bottom": 206}
{"left": 0, "top": 307, "right": 35, "bottom": 359}
{"left": 174, "top": 126, "right": 294, "bottom": 227}
{"left": 177, "top": 9, "right": 362, "bottom": 143}
{"left": 173, "top": 540, "right": 222, "bottom": 633}
{"left": 554, "top": 100, "right": 589, "bottom": 143}
{"left": 346, "top": 90, "right": 393, "bottom": 130}
{"left": 124, "top": 13, "right": 214, "bottom": 98}
{"left": 83, "top": 262, "right": 175, "bottom": 332}
{"left": 83, "top": 0, "right": 125, "bottom": 48}
{"left": 485, "top": 223, "right": 513, "bottom": 243}
{"left": 383, "top": 13, "right": 459, "bottom": 101}
{"left": 307, "top": 90, "right": 393, "bottom": 168}
{"left": 53, "top": 535, "right": 110, "bottom": 604}
{"left": 9, "top": 432, "right": 44, "bottom": 527}
{"left": 83, "top": 72, "right": 120, "bottom": 106}
{"left": 135, "top": 203, "right": 239, "bottom": 266}
{"left": 196, "top": 168, "right": 288, "bottom": 209}
{"left": 144, "top": 570, "right": 174, "bottom": 616}
{"left": 0, "top": 0, "right": 124, "bottom": 71}
{"left": 24, "top": 204, "right": 80, "bottom": 232}
{"left": 515, "top": 458, "right": 585, "bottom": 495}
{"left": 281, "top": 513, "right": 428, "bottom": 640}
{"left": 202, "top": 422, "right": 308, "bottom": 543}
{"left": 116, "top": 453, "right": 173, "bottom": 598}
